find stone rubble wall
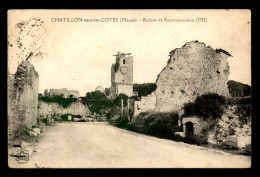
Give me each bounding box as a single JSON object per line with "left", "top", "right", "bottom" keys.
{"left": 8, "top": 60, "right": 39, "bottom": 145}
{"left": 38, "top": 100, "right": 90, "bottom": 118}
{"left": 212, "top": 105, "right": 251, "bottom": 148}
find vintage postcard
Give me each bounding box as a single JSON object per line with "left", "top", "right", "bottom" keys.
{"left": 7, "top": 9, "right": 251, "bottom": 168}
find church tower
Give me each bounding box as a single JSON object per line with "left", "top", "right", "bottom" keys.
{"left": 109, "top": 52, "right": 133, "bottom": 99}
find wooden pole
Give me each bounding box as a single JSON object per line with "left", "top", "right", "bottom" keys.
{"left": 121, "top": 99, "right": 124, "bottom": 117}
{"left": 127, "top": 99, "right": 130, "bottom": 121}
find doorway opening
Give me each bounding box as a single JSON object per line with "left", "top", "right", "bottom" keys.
{"left": 185, "top": 122, "right": 194, "bottom": 138}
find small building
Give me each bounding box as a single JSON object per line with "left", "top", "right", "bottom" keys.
{"left": 181, "top": 117, "right": 202, "bottom": 138}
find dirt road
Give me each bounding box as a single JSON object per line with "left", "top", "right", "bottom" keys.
{"left": 9, "top": 122, "right": 251, "bottom": 168}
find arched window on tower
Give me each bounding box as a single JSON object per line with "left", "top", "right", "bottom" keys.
{"left": 123, "top": 59, "right": 125, "bottom": 64}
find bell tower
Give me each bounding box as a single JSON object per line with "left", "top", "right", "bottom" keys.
{"left": 109, "top": 52, "right": 133, "bottom": 99}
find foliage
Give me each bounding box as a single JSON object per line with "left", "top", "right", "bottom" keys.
{"left": 107, "top": 105, "right": 120, "bottom": 117}
{"left": 141, "top": 112, "right": 180, "bottom": 139}
{"left": 82, "top": 91, "right": 114, "bottom": 114}
{"left": 133, "top": 83, "right": 157, "bottom": 97}
{"left": 24, "top": 129, "right": 30, "bottom": 136}
{"left": 41, "top": 118, "right": 48, "bottom": 124}
{"left": 82, "top": 92, "right": 133, "bottom": 116}
{"left": 38, "top": 94, "right": 77, "bottom": 108}
{"left": 114, "top": 56, "right": 120, "bottom": 72}
{"left": 182, "top": 102, "right": 195, "bottom": 117}
{"left": 183, "top": 93, "right": 226, "bottom": 120}
{"left": 114, "top": 112, "right": 181, "bottom": 141}
{"left": 114, "top": 93, "right": 128, "bottom": 107}
{"left": 113, "top": 116, "right": 129, "bottom": 128}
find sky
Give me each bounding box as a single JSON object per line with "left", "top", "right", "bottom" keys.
{"left": 8, "top": 10, "right": 251, "bottom": 96}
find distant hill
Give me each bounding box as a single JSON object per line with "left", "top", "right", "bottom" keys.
{"left": 133, "top": 83, "right": 157, "bottom": 97}
{"left": 227, "top": 80, "right": 251, "bottom": 97}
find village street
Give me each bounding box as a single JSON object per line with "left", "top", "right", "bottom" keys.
{"left": 9, "top": 122, "right": 251, "bottom": 168}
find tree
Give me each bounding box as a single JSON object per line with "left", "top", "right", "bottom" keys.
{"left": 84, "top": 91, "right": 114, "bottom": 114}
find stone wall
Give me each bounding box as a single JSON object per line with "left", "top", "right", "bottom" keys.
{"left": 8, "top": 74, "right": 18, "bottom": 143}
{"left": 8, "top": 60, "right": 39, "bottom": 145}
{"left": 134, "top": 92, "right": 156, "bottom": 116}
{"left": 117, "top": 84, "right": 133, "bottom": 97}
{"left": 38, "top": 100, "right": 90, "bottom": 118}
{"left": 155, "top": 41, "right": 231, "bottom": 112}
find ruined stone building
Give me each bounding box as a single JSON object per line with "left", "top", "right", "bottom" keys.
{"left": 134, "top": 41, "right": 232, "bottom": 115}
{"left": 108, "top": 52, "right": 133, "bottom": 99}
{"left": 8, "top": 60, "right": 39, "bottom": 145}
{"left": 46, "top": 88, "right": 80, "bottom": 98}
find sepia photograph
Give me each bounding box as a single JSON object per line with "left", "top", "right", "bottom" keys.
{"left": 7, "top": 9, "right": 251, "bottom": 168}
